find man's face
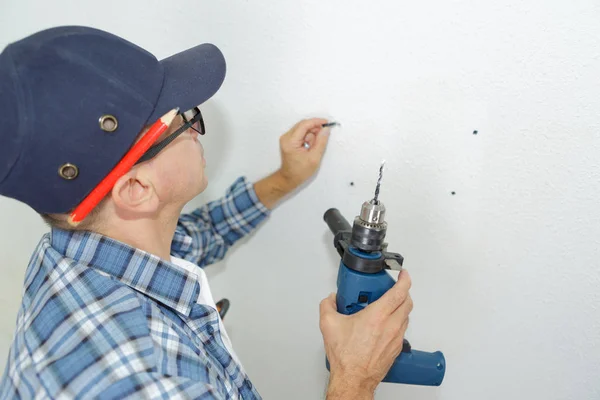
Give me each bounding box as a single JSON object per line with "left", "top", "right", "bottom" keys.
{"left": 141, "top": 112, "right": 208, "bottom": 206}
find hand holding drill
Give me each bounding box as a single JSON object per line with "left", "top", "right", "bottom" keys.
{"left": 319, "top": 161, "right": 445, "bottom": 398}
{"left": 320, "top": 270, "right": 414, "bottom": 400}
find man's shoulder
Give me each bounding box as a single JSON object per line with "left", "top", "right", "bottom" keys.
{"left": 3, "top": 248, "right": 156, "bottom": 399}
{"left": 21, "top": 240, "right": 150, "bottom": 335}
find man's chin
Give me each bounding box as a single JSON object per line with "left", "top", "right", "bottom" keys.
{"left": 195, "top": 178, "right": 209, "bottom": 195}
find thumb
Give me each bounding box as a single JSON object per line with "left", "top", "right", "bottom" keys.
{"left": 319, "top": 292, "right": 338, "bottom": 315}
{"left": 289, "top": 118, "right": 328, "bottom": 143}
{"left": 371, "top": 269, "right": 412, "bottom": 315}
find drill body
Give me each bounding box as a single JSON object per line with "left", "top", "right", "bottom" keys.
{"left": 324, "top": 197, "right": 446, "bottom": 386}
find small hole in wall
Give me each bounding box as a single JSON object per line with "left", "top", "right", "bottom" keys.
{"left": 473, "top": 130, "right": 478, "bottom": 135}
{"left": 451, "top": 191, "right": 456, "bottom": 195}
{"left": 350, "top": 182, "right": 354, "bottom": 186}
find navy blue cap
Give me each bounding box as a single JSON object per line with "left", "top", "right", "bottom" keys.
{"left": 0, "top": 25, "right": 226, "bottom": 214}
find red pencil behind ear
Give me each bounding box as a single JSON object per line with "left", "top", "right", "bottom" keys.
{"left": 69, "top": 108, "right": 180, "bottom": 226}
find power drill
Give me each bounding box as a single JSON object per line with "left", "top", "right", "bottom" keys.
{"left": 323, "top": 162, "right": 446, "bottom": 386}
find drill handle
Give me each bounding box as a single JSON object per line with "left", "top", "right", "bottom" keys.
{"left": 324, "top": 208, "right": 352, "bottom": 236}
{"left": 324, "top": 208, "right": 353, "bottom": 258}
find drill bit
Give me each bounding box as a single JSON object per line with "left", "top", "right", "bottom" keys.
{"left": 373, "top": 160, "right": 385, "bottom": 204}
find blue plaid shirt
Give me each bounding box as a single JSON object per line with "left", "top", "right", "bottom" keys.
{"left": 0, "top": 177, "right": 270, "bottom": 399}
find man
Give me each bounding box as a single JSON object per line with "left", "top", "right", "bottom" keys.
{"left": 0, "top": 26, "right": 413, "bottom": 399}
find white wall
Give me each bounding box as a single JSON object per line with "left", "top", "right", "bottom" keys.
{"left": 1, "top": 1, "right": 599, "bottom": 399}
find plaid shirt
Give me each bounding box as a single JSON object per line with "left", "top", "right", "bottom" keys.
{"left": 0, "top": 176, "right": 270, "bottom": 399}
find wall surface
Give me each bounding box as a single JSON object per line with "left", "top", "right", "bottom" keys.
{"left": 1, "top": 1, "right": 599, "bottom": 399}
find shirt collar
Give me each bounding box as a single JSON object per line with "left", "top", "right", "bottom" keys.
{"left": 50, "top": 227, "right": 200, "bottom": 316}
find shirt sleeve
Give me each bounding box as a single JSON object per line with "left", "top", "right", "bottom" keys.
{"left": 96, "top": 372, "right": 225, "bottom": 400}
{"left": 171, "top": 176, "right": 270, "bottom": 267}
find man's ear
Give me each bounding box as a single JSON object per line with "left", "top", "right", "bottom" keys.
{"left": 111, "top": 169, "right": 159, "bottom": 217}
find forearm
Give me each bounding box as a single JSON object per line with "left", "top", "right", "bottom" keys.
{"left": 326, "top": 373, "right": 375, "bottom": 400}
{"left": 253, "top": 170, "right": 296, "bottom": 209}
{"left": 173, "top": 177, "right": 270, "bottom": 264}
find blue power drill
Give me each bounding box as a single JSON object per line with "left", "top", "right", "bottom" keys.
{"left": 323, "top": 163, "right": 446, "bottom": 386}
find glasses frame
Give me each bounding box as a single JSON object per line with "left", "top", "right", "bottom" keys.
{"left": 135, "top": 107, "right": 205, "bottom": 165}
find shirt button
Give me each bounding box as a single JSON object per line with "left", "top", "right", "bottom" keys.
{"left": 207, "top": 325, "right": 214, "bottom": 335}
{"left": 245, "top": 379, "right": 253, "bottom": 389}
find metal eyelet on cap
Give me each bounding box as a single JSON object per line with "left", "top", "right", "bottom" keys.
{"left": 58, "top": 163, "right": 79, "bottom": 180}
{"left": 99, "top": 114, "right": 118, "bottom": 132}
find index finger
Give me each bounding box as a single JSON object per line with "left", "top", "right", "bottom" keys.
{"left": 370, "top": 270, "right": 412, "bottom": 315}
{"left": 289, "top": 118, "right": 329, "bottom": 142}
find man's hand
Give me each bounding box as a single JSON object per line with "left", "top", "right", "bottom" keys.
{"left": 254, "top": 118, "right": 331, "bottom": 209}
{"left": 320, "top": 270, "right": 413, "bottom": 400}
{"left": 278, "top": 118, "right": 331, "bottom": 190}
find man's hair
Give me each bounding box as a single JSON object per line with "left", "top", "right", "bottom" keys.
{"left": 40, "top": 198, "right": 107, "bottom": 231}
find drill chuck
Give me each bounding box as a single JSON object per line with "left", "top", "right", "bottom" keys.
{"left": 351, "top": 200, "right": 387, "bottom": 252}
{"left": 359, "top": 199, "right": 386, "bottom": 225}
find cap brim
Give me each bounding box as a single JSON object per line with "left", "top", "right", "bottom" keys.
{"left": 147, "top": 43, "right": 226, "bottom": 123}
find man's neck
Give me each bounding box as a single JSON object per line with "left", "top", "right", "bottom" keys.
{"left": 98, "top": 209, "right": 180, "bottom": 261}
